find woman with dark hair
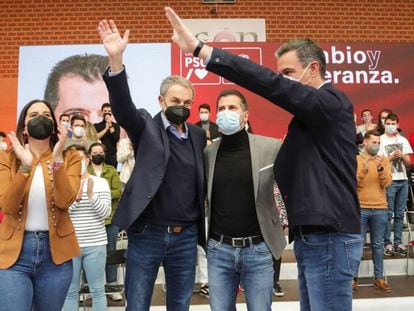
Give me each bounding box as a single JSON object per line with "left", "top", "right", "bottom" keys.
{"left": 0, "top": 99, "right": 81, "bottom": 310}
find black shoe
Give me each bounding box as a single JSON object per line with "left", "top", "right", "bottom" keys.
{"left": 199, "top": 284, "right": 209, "bottom": 298}
{"left": 273, "top": 283, "right": 285, "bottom": 297}
{"left": 395, "top": 244, "right": 407, "bottom": 256}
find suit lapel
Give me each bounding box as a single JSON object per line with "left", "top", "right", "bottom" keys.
{"left": 154, "top": 113, "right": 170, "bottom": 166}
{"left": 207, "top": 142, "right": 220, "bottom": 206}
{"left": 248, "top": 134, "right": 260, "bottom": 202}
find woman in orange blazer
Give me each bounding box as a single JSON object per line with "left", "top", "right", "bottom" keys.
{"left": 0, "top": 99, "right": 81, "bottom": 311}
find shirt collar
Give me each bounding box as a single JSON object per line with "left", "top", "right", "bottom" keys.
{"left": 161, "top": 111, "right": 188, "bottom": 140}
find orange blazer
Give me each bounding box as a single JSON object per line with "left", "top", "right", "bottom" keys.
{"left": 0, "top": 148, "right": 81, "bottom": 269}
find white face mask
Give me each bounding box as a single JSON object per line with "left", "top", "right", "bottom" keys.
{"left": 81, "top": 160, "right": 88, "bottom": 175}
{"left": 199, "top": 113, "right": 209, "bottom": 122}
{"left": 73, "top": 126, "right": 85, "bottom": 138}
{"left": 0, "top": 141, "right": 7, "bottom": 151}
{"left": 283, "top": 63, "right": 311, "bottom": 85}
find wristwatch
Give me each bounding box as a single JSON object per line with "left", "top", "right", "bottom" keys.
{"left": 193, "top": 40, "right": 206, "bottom": 58}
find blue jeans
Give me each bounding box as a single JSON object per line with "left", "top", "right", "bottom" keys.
{"left": 294, "top": 230, "right": 363, "bottom": 311}
{"left": 63, "top": 245, "right": 107, "bottom": 311}
{"left": 125, "top": 224, "right": 198, "bottom": 311}
{"left": 106, "top": 223, "right": 120, "bottom": 283}
{"left": 384, "top": 180, "right": 409, "bottom": 246}
{"left": 207, "top": 239, "right": 273, "bottom": 311}
{"left": 0, "top": 231, "right": 73, "bottom": 311}
{"left": 356, "top": 208, "right": 388, "bottom": 279}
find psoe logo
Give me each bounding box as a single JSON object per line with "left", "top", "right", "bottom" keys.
{"left": 180, "top": 47, "right": 263, "bottom": 86}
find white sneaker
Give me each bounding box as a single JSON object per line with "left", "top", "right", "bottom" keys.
{"left": 110, "top": 293, "right": 123, "bottom": 301}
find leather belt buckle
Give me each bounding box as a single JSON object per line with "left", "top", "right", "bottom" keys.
{"left": 231, "top": 237, "right": 246, "bottom": 248}
{"left": 167, "top": 226, "right": 183, "bottom": 234}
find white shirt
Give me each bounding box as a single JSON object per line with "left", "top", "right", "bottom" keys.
{"left": 379, "top": 133, "right": 413, "bottom": 180}
{"left": 26, "top": 165, "right": 49, "bottom": 231}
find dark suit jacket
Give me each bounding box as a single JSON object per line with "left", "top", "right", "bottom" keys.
{"left": 102, "top": 68, "right": 207, "bottom": 246}
{"left": 206, "top": 48, "right": 360, "bottom": 235}
{"left": 195, "top": 121, "right": 221, "bottom": 140}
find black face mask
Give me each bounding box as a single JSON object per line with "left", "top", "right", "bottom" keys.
{"left": 27, "top": 115, "right": 54, "bottom": 140}
{"left": 164, "top": 106, "right": 190, "bottom": 125}
{"left": 91, "top": 154, "right": 105, "bottom": 165}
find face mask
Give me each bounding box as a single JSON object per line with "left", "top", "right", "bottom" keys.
{"left": 80, "top": 160, "right": 88, "bottom": 175}
{"left": 91, "top": 154, "right": 105, "bottom": 165}
{"left": 216, "top": 110, "right": 242, "bottom": 135}
{"left": 0, "top": 141, "right": 7, "bottom": 151}
{"left": 366, "top": 144, "right": 380, "bottom": 156}
{"left": 164, "top": 106, "right": 190, "bottom": 125}
{"left": 362, "top": 115, "right": 373, "bottom": 124}
{"left": 385, "top": 124, "right": 397, "bottom": 135}
{"left": 381, "top": 118, "right": 386, "bottom": 125}
{"left": 73, "top": 126, "right": 85, "bottom": 138}
{"left": 199, "top": 113, "right": 209, "bottom": 122}
{"left": 27, "top": 115, "right": 54, "bottom": 140}
{"left": 61, "top": 121, "right": 70, "bottom": 129}
{"left": 103, "top": 112, "right": 112, "bottom": 119}
{"left": 283, "top": 63, "right": 311, "bottom": 84}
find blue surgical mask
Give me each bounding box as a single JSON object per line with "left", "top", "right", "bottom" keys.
{"left": 216, "top": 110, "right": 242, "bottom": 135}
{"left": 385, "top": 124, "right": 397, "bottom": 135}
{"left": 61, "top": 121, "right": 70, "bottom": 129}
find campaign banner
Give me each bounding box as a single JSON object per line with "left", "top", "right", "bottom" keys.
{"left": 172, "top": 42, "right": 414, "bottom": 139}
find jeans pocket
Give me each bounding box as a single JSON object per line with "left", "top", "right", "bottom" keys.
{"left": 301, "top": 233, "right": 330, "bottom": 246}
{"left": 184, "top": 224, "right": 198, "bottom": 234}
{"left": 344, "top": 237, "right": 364, "bottom": 275}
{"left": 128, "top": 223, "right": 146, "bottom": 235}
{"left": 253, "top": 241, "right": 271, "bottom": 254}
{"left": 207, "top": 238, "right": 220, "bottom": 250}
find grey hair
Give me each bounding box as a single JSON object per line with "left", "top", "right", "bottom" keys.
{"left": 159, "top": 75, "right": 195, "bottom": 98}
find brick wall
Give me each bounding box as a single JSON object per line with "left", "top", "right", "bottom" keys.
{"left": 0, "top": 0, "right": 413, "bottom": 79}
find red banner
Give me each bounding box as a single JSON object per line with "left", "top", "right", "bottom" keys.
{"left": 172, "top": 43, "right": 414, "bottom": 139}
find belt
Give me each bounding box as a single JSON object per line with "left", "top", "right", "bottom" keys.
{"left": 210, "top": 231, "right": 264, "bottom": 248}
{"left": 130, "top": 221, "right": 185, "bottom": 234}
{"left": 294, "top": 225, "right": 335, "bottom": 235}
{"left": 146, "top": 223, "right": 184, "bottom": 233}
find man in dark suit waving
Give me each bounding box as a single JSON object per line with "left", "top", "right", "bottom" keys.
{"left": 98, "top": 20, "right": 206, "bottom": 311}
{"left": 165, "top": 7, "right": 362, "bottom": 311}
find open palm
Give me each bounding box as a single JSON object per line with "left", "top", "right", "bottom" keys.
{"left": 98, "top": 20, "right": 129, "bottom": 59}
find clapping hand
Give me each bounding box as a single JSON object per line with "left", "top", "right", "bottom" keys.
{"left": 86, "top": 178, "right": 94, "bottom": 198}
{"left": 53, "top": 125, "right": 67, "bottom": 162}
{"left": 8, "top": 131, "right": 33, "bottom": 167}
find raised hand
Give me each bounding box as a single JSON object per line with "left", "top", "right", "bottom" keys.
{"left": 165, "top": 7, "right": 211, "bottom": 60}
{"left": 98, "top": 19, "right": 129, "bottom": 71}
{"left": 8, "top": 131, "right": 33, "bottom": 167}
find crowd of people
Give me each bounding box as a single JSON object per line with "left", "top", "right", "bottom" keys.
{"left": 0, "top": 6, "right": 413, "bottom": 311}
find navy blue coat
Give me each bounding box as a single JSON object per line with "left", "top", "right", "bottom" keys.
{"left": 103, "top": 69, "right": 207, "bottom": 246}
{"left": 206, "top": 48, "right": 360, "bottom": 234}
